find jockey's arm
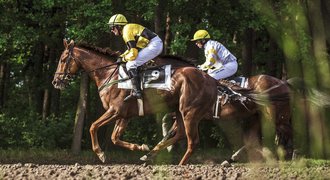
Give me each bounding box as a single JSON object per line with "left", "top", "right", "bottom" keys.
{"left": 120, "top": 41, "right": 138, "bottom": 61}
{"left": 121, "top": 25, "right": 140, "bottom": 61}
{"left": 200, "top": 48, "right": 218, "bottom": 70}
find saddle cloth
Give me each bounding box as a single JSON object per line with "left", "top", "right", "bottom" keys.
{"left": 226, "top": 76, "right": 249, "bottom": 89}
{"left": 118, "top": 65, "right": 172, "bottom": 91}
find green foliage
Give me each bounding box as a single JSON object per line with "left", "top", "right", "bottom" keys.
{"left": 0, "top": 112, "right": 73, "bottom": 149}
{"left": 122, "top": 116, "right": 162, "bottom": 147}
{"left": 67, "top": 1, "right": 113, "bottom": 44}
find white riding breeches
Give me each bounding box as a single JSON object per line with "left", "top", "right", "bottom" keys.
{"left": 207, "top": 60, "right": 238, "bottom": 80}
{"left": 126, "top": 36, "right": 163, "bottom": 70}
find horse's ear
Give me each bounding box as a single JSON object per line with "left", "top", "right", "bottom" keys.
{"left": 69, "top": 39, "right": 74, "bottom": 46}
{"left": 63, "top": 39, "right": 68, "bottom": 48}
{"left": 68, "top": 40, "right": 75, "bottom": 49}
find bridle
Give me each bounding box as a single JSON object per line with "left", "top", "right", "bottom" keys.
{"left": 54, "top": 45, "right": 122, "bottom": 90}
{"left": 54, "top": 45, "right": 76, "bottom": 84}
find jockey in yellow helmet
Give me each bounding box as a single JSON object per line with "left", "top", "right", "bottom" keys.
{"left": 108, "top": 14, "right": 163, "bottom": 101}
{"left": 191, "top": 30, "right": 238, "bottom": 81}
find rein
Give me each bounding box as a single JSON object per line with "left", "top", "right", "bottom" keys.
{"left": 97, "top": 65, "right": 129, "bottom": 92}
{"left": 56, "top": 46, "right": 127, "bottom": 91}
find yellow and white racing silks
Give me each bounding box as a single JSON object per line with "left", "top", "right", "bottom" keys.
{"left": 200, "top": 40, "right": 236, "bottom": 71}
{"left": 120, "top": 23, "right": 157, "bottom": 61}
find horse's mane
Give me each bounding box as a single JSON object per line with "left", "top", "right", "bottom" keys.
{"left": 76, "top": 42, "right": 197, "bottom": 66}
{"left": 159, "top": 55, "right": 197, "bottom": 66}
{"left": 76, "top": 42, "right": 120, "bottom": 58}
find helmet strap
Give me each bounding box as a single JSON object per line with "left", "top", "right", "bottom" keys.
{"left": 200, "top": 39, "right": 208, "bottom": 46}
{"left": 115, "top": 25, "right": 124, "bottom": 35}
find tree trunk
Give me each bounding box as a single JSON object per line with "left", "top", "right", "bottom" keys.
{"left": 71, "top": 72, "right": 90, "bottom": 154}
{"left": 28, "top": 43, "right": 45, "bottom": 114}
{"left": 0, "top": 62, "right": 9, "bottom": 111}
{"left": 154, "top": 0, "right": 167, "bottom": 41}
{"left": 307, "top": 0, "right": 329, "bottom": 158}
{"left": 241, "top": 28, "right": 253, "bottom": 76}
{"left": 42, "top": 46, "right": 51, "bottom": 120}
{"left": 164, "top": 12, "right": 171, "bottom": 54}
{"left": 50, "top": 49, "right": 61, "bottom": 116}
{"left": 307, "top": 0, "right": 330, "bottom": 89}
{"left": 42, "top": 89, "right": 50, "bottom": 121}
{"left": 267, "top": 38, "right": 278, "bottom": 77}
{"left": 321, "top": 0, "right": 330, "bottom": 48}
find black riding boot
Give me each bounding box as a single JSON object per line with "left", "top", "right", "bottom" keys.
{"left": 124, "top": 68, "right": 142, "bottom": 102}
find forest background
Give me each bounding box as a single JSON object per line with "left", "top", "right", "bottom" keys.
{"left": 0, "top": 0, "right": 329, "bottom": 162}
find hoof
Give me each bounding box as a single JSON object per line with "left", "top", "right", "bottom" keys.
{"left": 221, "top": 160, "right": 232, "bottom": 167}
{"left": 141, "top": 144, "right": 150, "bottom": 151}
{"left": 97, "top": 152, "right": 106, "bottom": 163}
{"left": 140, "top": 155, "right": 148, "bottom": 161}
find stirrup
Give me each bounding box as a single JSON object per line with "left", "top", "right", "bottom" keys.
{"left": 124, "top": 92, "right": 142, "bottom": 102}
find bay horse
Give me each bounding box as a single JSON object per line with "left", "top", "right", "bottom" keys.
{"left": 52, "top": 39, "right": 218, "bottom": 165}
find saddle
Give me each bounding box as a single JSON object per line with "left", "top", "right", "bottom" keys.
{"left": 118, "top": 63, "right": 172, "bottom": 91}
{"left": 213, "top": 77, "right": 253, "bottom": 119}
{"left": 217, "top": 76, "right": 253, "bottom": 96}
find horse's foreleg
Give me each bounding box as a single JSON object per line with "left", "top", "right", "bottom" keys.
{"left": 111, "top": 118, "right": 150, "bottom": 151}
{"left": 90, "top": 109, "right": 119, "bottom": 163}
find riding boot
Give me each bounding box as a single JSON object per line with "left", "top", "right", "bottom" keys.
{"left": 124, "top": 68, "right": 142, "bottom": 102}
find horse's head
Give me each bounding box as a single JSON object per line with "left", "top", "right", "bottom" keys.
{"left": 52, "top": 39, "right": 80, "bottom": 90}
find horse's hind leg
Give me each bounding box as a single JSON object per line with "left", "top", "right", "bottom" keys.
{"left": 274, "top": 102, "right": 293, "bottom": 160}
{"left": 140, "top": 112, "right": 185, "bottom": 161}
{"left": 111, "top": 118, "right": 150, "bottom": 151}
{"left": 179, "top": 111, "right": 201, "bottom": 165}
{"left": 243, "top": 113, "right": 263, "bottom": 162}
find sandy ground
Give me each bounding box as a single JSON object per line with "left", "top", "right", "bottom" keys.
{"left": 1, "top": 163, "right": 329, "bottom": 179}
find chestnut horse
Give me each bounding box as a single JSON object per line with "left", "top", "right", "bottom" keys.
{"left": 141, "top": 75, "right": 293, "bottom": 163}
{"left": 52, "top": 39, "right": 218, "bottom": 165}
{"left": 53, "top": 40, "right": 293, "bottom": 165}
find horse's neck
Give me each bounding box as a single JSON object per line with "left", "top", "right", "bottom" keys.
{"left": 75, "top": 48, "right": 116, "bottom": 87}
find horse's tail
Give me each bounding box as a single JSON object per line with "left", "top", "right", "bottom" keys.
{"left": 286, "top": 77, "right": 308, "bottom": 93}
{"left": 243, "top": 91, "right": 291, "bottom": 106}
{"left": 241, "top": 79, "right": 291, "bottom": 106}
{"left": 286, "top": 77, "right": 330, "bottom": 107}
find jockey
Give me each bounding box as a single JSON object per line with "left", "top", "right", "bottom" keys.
{"left": 191, "top": 29, "right": 238, "bottom": 80}
{"left": 191, "top": 29, "right": 238, "bottom": 95}
{"left": 108, "top": 14, "right": 163, "bottom": 101}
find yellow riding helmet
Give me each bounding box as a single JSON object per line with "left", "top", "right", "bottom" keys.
{"left": 108, "top": 14, "right": 128, "bottom": 27}
{"left": 191, "top": 30, "right": 211, "bottom": 41}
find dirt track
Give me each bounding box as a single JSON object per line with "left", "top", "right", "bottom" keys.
{"left": 1, "top": 163, "right": 329, "bottom": 179}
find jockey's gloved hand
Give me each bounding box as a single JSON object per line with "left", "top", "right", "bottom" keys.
{"left": 116, "top": 57, "right": 123, "bottom": 63}
{"left": 197, "top": 65, "right": 208, "bottom": 72}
